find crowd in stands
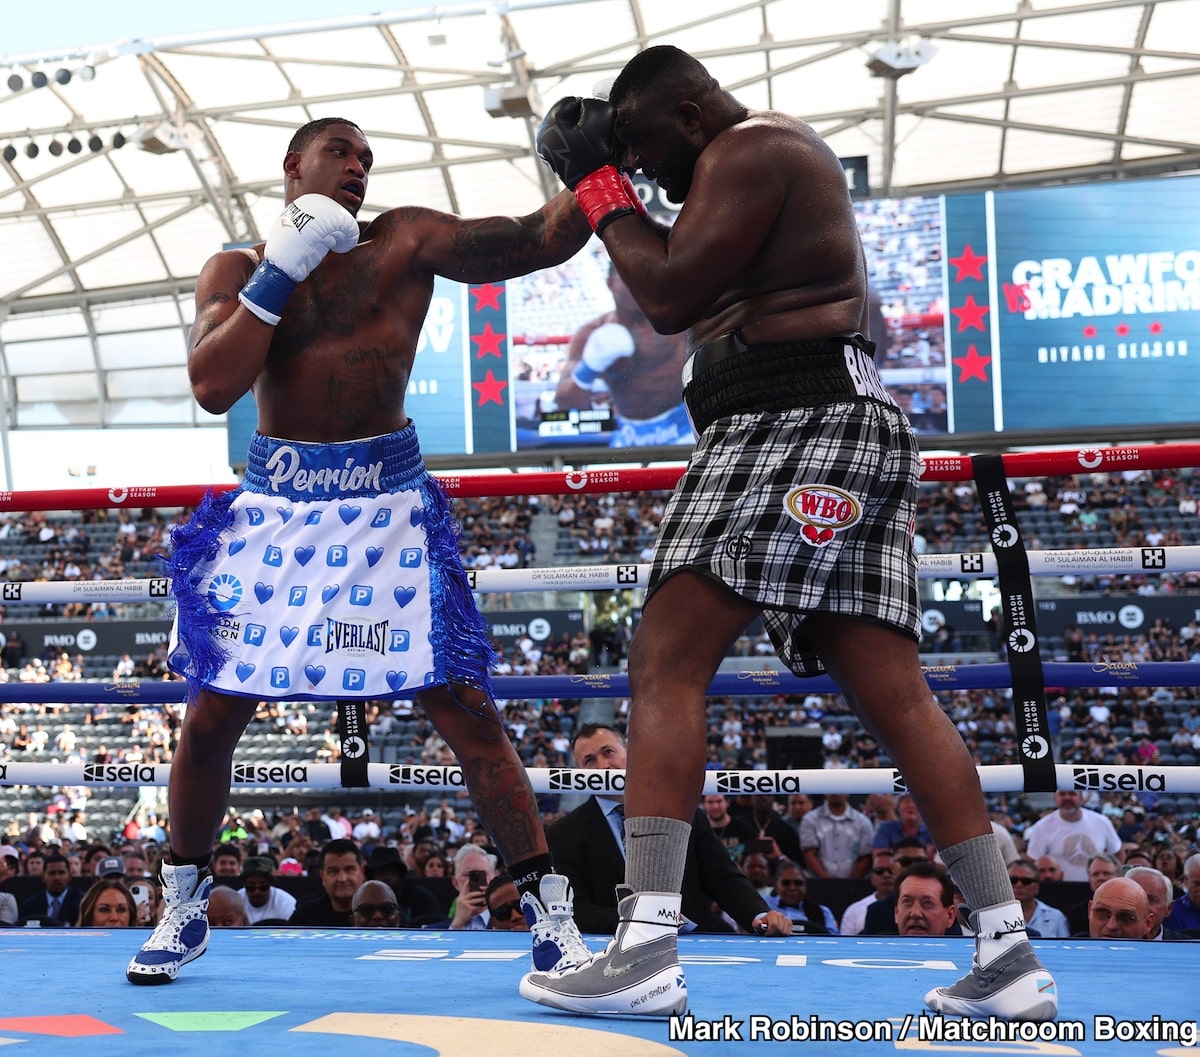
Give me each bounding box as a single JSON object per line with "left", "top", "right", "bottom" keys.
{"left": 3, "top": 787, "right": 1197, "bottom": 941}
{"left": 2, "top": 465, "right": 1200, "bottom": 939}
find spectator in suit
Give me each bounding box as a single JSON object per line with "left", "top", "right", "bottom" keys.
{"left": 763, "top": 860, "right": 838, "bottom": 934}
{"left": 1126, "top": 866, "right": 1195, "bottom": 941}
{"left": 1008, "top": 858, "right": 1068, "bottom": 938}
{"left": 863, "top": 836, "right": 934, "bottom": 935}
{"left": 18, "top": 853, "right": 81, "bottom": 925}
{"left": 1086, "top": 876, "right": 1156, "bottom": 939}
{"left": 239, "top": 855, "right": 296, "bottom": 924}
{"left": 895, "top": 861, "right": 961, "bottom": 937}
{"left": 289, "top": 839, "right": 365, "bottom": 926}
{"left": 1163, "top": 852, "right": 1200, "bottom": 933}
{"left": 547, "top": 724, "right": 791, "bottom": 935}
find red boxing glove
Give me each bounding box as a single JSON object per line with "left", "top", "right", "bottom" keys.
{"left": 574, "top": 165, "right": 638, "bottom": 235}
{"left": 620, "top": 170, "right": 648, "bottom": 219}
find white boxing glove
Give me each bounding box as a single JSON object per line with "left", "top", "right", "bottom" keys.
{"left": 238, "top": 193, "right": 361, "bottom": 325}
{"left": 572, "top": 322, "right": 635, "bottom": 390}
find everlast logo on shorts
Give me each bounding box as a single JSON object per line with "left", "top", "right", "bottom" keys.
{"left": 326, "top": 619, "right": 389, "bottom": 655}
{"left": 387, "top": 765, "right": 465, "bottom": 788}
{"left": 232, "top": 763, "right": 308, "bottom": 784}
{"left": 1072, "top": 766, "right": 1165, "bottom": 792}
{"left": 548, "top": 769, "right": 626, "bottom": 792}
{"left": 84, "top": 763, "right": 156, "bottom": 784}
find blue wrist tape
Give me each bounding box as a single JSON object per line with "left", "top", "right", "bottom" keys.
{"left": 238, "top": 260, "right": 297, "bottom": 326}
{"left": 572, "top": 361, "right": 603, "bottom": 389}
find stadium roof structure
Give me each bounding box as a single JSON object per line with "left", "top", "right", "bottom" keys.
{"left": 1, "top": 0, "right": 1198, "bottom": 432}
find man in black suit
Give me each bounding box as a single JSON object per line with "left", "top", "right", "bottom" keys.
{"left": 547, "top": 724, "right": 792, "bottom": 935}
{"left": 19, "top": 853, "right": 82, "bottom": 925}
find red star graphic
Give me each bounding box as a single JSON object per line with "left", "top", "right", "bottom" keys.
{"left": 1116, "top": 322, "right": 1130, "bottom": 337}
{"left": 470, "top": 283, "right": 504, "bottom": 311}
{"left": 949, "top": 244, "right": 988, "bottom": 282}
{"left": 950, "top": 295, "right": 989, "bottom": 332}
{"left": 1149, "top": 321, "right": 1163, "bottom": 335}
{"left": 1082, "top": 325, "right": 1098, "bottom": 338}
{"left": 953, "top": 344, "right": 992, "bottom": 384}
{"left": 473, "top": 369, "right": 508, "bottom": 406}
{"left": 471, "top": 322, "right": 506, "bottom": 358}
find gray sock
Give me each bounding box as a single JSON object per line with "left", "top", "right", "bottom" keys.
{"left": 940, "top": 832, "right": 1015, "bottom": 911}
{"left": 624, "top": 815, "right": 691, "bottom": 894}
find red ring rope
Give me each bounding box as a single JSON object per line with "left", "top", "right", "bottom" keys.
{"left": 0, "top": 442, "right": 1196, "bottom": 511}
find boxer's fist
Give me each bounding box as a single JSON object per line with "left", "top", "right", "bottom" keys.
{"left": 239, "top": 194, "right": 360, "bottom": 325}
{"left": 573, "top": 323, "right": 635, "bottom": 389}
{"left": 536, "top": 97, "right": 619, "bottom": 190}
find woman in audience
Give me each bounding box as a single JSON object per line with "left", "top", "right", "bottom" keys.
{"left": 77, "top": 878, "right": 136, "bottom": 927}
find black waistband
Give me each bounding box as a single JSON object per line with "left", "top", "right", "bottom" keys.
{"left": 683, "top": 331, "right": 883, "bottom": 434}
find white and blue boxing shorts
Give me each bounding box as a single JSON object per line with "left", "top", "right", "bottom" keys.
{"left": 165, "top": 425, "right": 495, "bottom": 701}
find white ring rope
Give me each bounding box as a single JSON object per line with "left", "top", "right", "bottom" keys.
{"left": 0, "top": 761, "right": 1192, "bottom": 794}
{"left": 4, "top": 542, "right": 1196, "bottom": 603}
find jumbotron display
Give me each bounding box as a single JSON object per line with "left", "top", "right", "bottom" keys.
{"left": 225, "top": 173, "right": 1200, "bottom": 460}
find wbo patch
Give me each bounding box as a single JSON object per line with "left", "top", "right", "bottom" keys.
{"left": 784, "top": 485, "right": 863, "bottom": 547}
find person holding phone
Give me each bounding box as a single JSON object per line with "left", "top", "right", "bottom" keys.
{"left": 447, "top": 848, "right": 498, "bottom": 930}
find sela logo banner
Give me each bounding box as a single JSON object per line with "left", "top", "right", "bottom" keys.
{"left": 232, "top": 763, "right": 309, "bottom": 784}
{"left": 149, "top": 578, "right": 171, "bottom": 597}
{"left": 2, "top": 583, "right": 21, "bottom": 600}
{"left": 1072, "top": 766, "right": 1166, "bottom": 792}
{"left": 716, "top": 771, "right": 816, "bottom": 795}
{"left": 387, "top": 765, "right": 465, "bottom": 788}
{"left": 83, "top": 763, "right": 156, "bottom": 784}
{"left": 547, "top": 769, "right": 626, "bottom": 792}
{"left": 0, "top": 763, "right": 7, "bottom": 781}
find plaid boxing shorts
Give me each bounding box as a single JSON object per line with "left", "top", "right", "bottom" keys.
{"left": 652, "top": 360, "right": 922, "bottom": 676}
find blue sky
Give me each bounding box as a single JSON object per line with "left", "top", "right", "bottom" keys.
{"left": 5, "top": 1, "right": 436, "bottom": 56}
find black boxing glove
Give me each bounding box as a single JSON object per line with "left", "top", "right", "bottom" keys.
{"left": 536, "top": 96, "right": 619, "bottom": 189}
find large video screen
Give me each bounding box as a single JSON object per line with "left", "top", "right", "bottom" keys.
{"left": 228, "top": 173, "right": 1200, "bottom": 463}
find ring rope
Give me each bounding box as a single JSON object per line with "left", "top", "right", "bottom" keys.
{"left": 0, "top": 761, "right": 1192, "bottom": 794}
{"left": 0, "top": 441, "right": 1197, "bottom": 511}
{"left": 5, "top": 543, "right": 1195, "bottom": 604}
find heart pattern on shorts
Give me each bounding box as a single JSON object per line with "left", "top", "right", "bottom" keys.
{"left": 394, "top": 586, "right": 417, "bottom": 608}
{"left": 304, "top": 665, "right": 326, "bottom": 685}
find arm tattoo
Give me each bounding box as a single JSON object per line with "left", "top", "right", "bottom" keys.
{"left": 192, "top": 292, "right": 232, "bottom": 344}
